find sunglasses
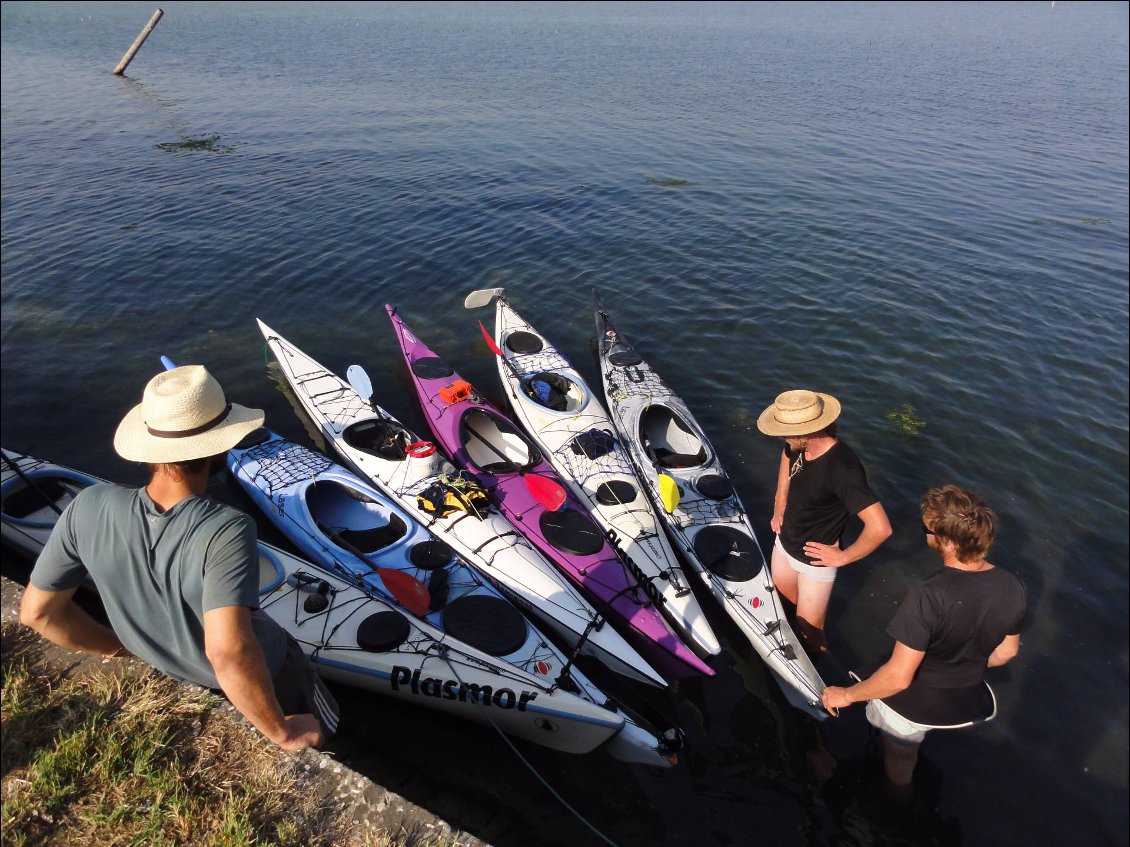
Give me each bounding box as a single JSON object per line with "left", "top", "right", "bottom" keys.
{"left": 922, "top": 523, "right": 936, "bottom": 536}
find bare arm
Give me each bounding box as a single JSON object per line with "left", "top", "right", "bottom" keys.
{"left": 987, "top": 633, "right": 1020, "bottom": 668}
{"left": 203, "top": 605, "right": 322, "bottom": 751}
{"left": 771, "top": 451, "right": 791, "bottom": 534}
{"left": 822, "top": 640, "right": 925, "bottom": 713}
{"left": 805, "top": 501, "right": 893, "bottom": 567}
{"left": 20, "top": 583, "right": 128, "bottom": 657}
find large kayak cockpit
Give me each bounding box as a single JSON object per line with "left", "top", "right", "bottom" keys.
{"left": 640, "top": 405, "right": 708, "bottom": 469}
{"left": 460, "top": 408, "right": 541, "bottom": 474}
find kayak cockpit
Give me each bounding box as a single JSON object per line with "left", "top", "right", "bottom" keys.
{"left": 640, "top": 406, "right": 707, "bottom": 469}
{"left": 460, "top": 409, "right": 540, "bottom": 474}
{"left": 306, "top": 480, "right": 408, "bottom": 553}
{"left": 344, "top": 419, "right": 411, "bottom": 461}
{"left": 522, "top": 372, "right": 586, "bottom": 413}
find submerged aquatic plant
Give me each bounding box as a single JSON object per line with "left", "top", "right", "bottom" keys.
{"left": 886, "top": 403, "right": 925, "bottom": 436}
{"left": 155, "top": 134, "right": 234, "bottom": 154}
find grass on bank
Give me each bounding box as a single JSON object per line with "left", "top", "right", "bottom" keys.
{"left": 0, "top": 622, "right": 459, "bottom": 847}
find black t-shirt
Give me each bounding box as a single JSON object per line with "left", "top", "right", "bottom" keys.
{"left": 779, "top": 441, "right": 878, "bottom": 564}
{"left": 883, "top": 565, "right": 1027, "bottom": 725}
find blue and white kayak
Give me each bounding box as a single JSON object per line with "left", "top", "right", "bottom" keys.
{"left": 0, "top": 446, "right": 680, "bottom": 763}
{"left": 592, "top": 291, "right": 829, "bottom": 720}
{"left": 254, "top": 318, "right": 667, "bottom": 690}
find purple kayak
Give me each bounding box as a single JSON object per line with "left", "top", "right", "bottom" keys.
{"left": 386, "top": 305, "right": 714, "bottom": 680}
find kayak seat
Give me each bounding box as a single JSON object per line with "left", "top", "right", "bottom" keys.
{"left": 443, "top": 595, "right": 529, "bottom": 657}
{"left": 505, "top": 331, "right": 543, "bottom": 354}
{"left": 692, "top": 525, "right": 762, "bottom": 582}
{"left": 653, "top": 446, "right": 707, "bottom": 468}
{"left": 344, "top": 420, "right": 409, "bottom": 461}
{"left": 334, "top": 514, "right": 408, "bottom": 554}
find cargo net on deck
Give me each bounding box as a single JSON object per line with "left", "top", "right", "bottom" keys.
{"left": 604, "top": 363, "right": 670, "bottom": 409}
{"left": 241, "top": 440, "right": 335, "bottom": 494}
{"left": 668, "top": 495, "right": 749, "bottom": 534}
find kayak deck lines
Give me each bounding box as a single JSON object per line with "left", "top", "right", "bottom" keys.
{"left": 386, "top": 304, "right": 715, "bottom": 679}
{"left": 256, "top": 319, "right": 671, "bottom": 690}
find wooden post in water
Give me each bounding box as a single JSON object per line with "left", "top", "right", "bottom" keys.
{"left": 112, "top": 8, "right": 164, "bottom": 76}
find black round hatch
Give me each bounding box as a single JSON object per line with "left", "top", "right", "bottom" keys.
{"left": 607, "top": 348, "right": 643, "bottom": 367}
{"left": 595, "top": 479, "right": 638, "bottom": 506}
{"left": 357, "top": 610, "right": 412, "bottom": 652}
{"left": 692, "top": 525, "right": 762, "bottom": 582}
{"left": 539, "top": 508, "right": 606, "bottom": 556}
{"left": 409, "top": 539, "right": 454, "bottom": 570}
{"left": 505, "top": 331, "right": 543, "bottom": 354}
{"left": 443, "top": 595, "right": 529, "bottom": 657}
{"left": 694, "top": 474, "right": 734, "bottom": 500}
{"left": 411, "top": 357, "right": 455, "bottom": 379}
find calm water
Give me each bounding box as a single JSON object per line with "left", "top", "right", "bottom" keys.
{"left": 2, "top": 2, "right": 1127, "bottom": 845}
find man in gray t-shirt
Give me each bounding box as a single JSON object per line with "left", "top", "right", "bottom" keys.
{"left": 21, "top": 365, "right": 335, "bottom": 751}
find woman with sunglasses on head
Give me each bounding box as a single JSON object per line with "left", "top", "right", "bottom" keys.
{"left": 821, "top": 485, "right": 1026, "bottom": 795}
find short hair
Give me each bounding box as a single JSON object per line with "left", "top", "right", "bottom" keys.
{"left": 920, "top": 485, "right": 996, "bottom": 562}
{"left": 148, "top": 457, "right": 210, "bottom": 478}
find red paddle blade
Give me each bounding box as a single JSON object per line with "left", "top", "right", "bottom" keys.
{"left": 524, "top": 473, "right": 567, "bottom": 512}
{"left": 479, "top": 321, "right": 504, "bottom": 357}
{"left": 379, "top": 569, "right": 431, "bottom": 617}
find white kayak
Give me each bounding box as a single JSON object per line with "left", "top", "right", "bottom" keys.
{"left": 254, "top": 318, "right": 667, "bottom": 690}
{"left": 465, "top": 288, "right": 721, "bottom": 661}
{"left": 0, "top": 446, "right": 681, "bottom": 764}
{"left": 592, "top": 291, "right": 829, "bottom": 720}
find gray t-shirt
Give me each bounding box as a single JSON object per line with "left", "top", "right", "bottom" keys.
{"left": 31, "top": 483, "right": 286, "bottom": 690}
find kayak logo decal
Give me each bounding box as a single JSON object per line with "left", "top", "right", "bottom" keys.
{"left": 605, "top": 528, "right": 665, "bottom": 608}
{"left": 534, "top": 717, "right": 560, "bottom": 733}
{"left": 534, "top": 660, "right": 551, "bottom": 676}
{"left": 390, "top": 666, "right": 540, "bottom": 710}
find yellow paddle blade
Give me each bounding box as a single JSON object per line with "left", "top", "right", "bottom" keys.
{"left": 658, "top": 473, "right": 680, "bottom": 513}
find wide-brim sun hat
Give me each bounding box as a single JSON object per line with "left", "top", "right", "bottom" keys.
{"left": 114, "top": 365, "right": 265, "bottom": 463}
{"left": 757, "top": 389, "right": 842, "bottom": 437}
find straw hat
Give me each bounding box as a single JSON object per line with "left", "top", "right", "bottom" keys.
{"left": 756, "top": 389, "right": 841, "bottom": 437}
{"left": 114, "top": 365, "right": 264, "bottom": 463}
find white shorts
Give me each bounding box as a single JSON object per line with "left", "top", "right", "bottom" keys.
{"left": 774, "top": 535, "right": 838, "bottom": 583}
{"left": 865, "top": 698, "right": 932, "bottom": 746}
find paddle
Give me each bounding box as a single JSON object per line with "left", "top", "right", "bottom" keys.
{"left": 158, "top": 355, "right": 433, "bottom": 617}
{"left": 346, "top": 364, "right": 381, "bottom": 415}
{"left": 657, "top": 473, "right": 680, "bottom": 514}
{"left": 463, "top": 287, "right": 506, "bottom": 309}
{"left": 461, "top": 419, "right": 567, "bottom": 512}
{"left": 478, "top": 319, "right": 529, "bottom": 387}
{"left": 319, "top": 524, "right": 431, "bottom": 617}
{"left": 1, "top": 451, "right": 64, "bottom": 515}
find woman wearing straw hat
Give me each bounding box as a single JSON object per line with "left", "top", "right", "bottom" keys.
{"left": 20, "top": 365, "right": 337, "bottom": 751}
{"left": 757, "top": 389, "right": 892, "bottom": 655}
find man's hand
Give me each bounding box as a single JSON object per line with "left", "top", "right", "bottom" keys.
{"left": 275, "top": 713, "right": 324, "bottom": 751}
{"left": 803, "top": 541, "right": 848, "bottom": 567}
{"left": 822, "top": 685, "right": 854, "bottom": 715}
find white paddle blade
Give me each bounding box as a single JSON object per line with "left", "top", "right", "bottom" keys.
{"left": 346, "top": 365, "right": 374, "bottom": 401}
{"left": 463, "top": 287, "right": 506, "bottom": 309}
